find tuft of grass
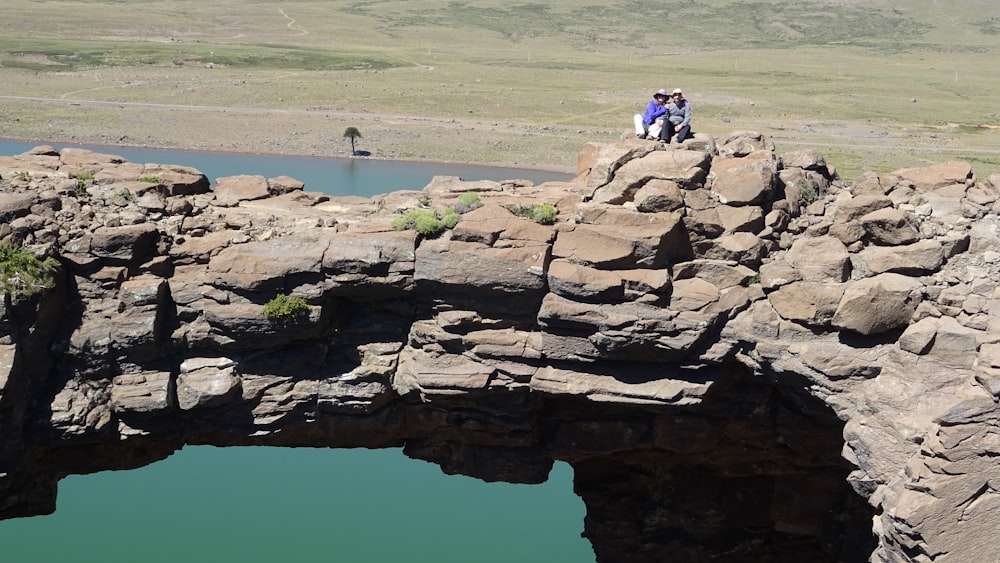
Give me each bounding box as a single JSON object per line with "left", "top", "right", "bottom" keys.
{"left": 74, "top": 181, "right": 90, "bottom": 197}
{"left": 138, "top": 176, "right": 162, "bottom": 184}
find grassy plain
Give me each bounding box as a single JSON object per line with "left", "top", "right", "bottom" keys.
{"left": 1, "top": 0, "right": 998, "bottom": 180}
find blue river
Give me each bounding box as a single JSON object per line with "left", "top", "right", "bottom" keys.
{"left": 0, "top": 140, "right": 593, "bottom": 563}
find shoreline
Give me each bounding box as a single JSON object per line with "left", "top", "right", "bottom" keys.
{"left": 0, "top": 135, "right": 580, "bottom": 177}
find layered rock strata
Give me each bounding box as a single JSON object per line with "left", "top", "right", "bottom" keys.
{"left": 2, "top": 133, "right": 999, "bottom": 562}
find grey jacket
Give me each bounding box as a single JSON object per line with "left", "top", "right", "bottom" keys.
{"left": 665, "top": 99, "right": 691, "bottom": 127}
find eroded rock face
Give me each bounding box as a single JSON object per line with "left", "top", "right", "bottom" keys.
{"left": 1, "top": 137, "right": 998, "bottom": 562}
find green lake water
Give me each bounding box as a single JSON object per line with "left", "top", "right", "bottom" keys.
{"left": 0, "top": 140, "right": 592, "bottom": 562}
{"left": 1, "top": 447, "right": 592, "bottom": 563}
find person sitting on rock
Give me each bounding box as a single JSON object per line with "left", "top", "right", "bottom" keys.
{"left": 633, "top": 89, "right": 669, "bottom": 140}
{"left": 659, "top": 88, "right": 691, "bottom": 144}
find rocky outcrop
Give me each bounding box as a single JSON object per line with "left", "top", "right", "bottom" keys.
{"left": 1, "top": 134, "right": 998, "bottom": 561}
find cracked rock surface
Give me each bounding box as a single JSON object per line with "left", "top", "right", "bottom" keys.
{"left": 3, "top": 133, "right": 1000, "bottom": 562}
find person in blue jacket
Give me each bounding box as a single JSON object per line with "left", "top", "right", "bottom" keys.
{"left": 633, "top": 89, "right": 669, "bottom": 139}
{"left": 659, "top": 88, "right": 691, "bottom": 144}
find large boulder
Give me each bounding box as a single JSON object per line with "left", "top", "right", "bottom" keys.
{"left": 591, "top": 149, "right": 711, "bottom": 204}
{"left": 710, "top": 151, "right": 777, "bottom": 206}
{"left": 832, "top": 273, "right": 923, "bottom": 335}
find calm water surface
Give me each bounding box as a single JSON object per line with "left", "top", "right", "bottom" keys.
{"left": 0, "top": 140, "right": 592, "bottom": 562}
{"left": 0, "top": 140, "right": 574, "bottom": 195}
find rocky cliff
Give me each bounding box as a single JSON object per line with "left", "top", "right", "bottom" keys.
{"left": 2, "top": 132, "right": 998, "bottom": 562}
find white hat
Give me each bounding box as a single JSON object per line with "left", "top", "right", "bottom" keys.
{"left": 671, "top": 88, "right": 683, "bottom": 95}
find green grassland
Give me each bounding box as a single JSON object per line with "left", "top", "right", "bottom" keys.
{"left": 1, "top": 0, "right": 998, "bottom": 180}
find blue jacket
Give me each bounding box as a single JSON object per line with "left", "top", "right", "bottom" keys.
{"left": 641, "top": 100, "right": 667, "bottom": 125}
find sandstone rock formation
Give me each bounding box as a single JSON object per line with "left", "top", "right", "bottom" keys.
{"left": 2, "top": 134, "right": 999, "bottom": 562}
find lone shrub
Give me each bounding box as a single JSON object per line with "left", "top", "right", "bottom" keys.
{"left": 0, "top": 244, "right": 60, "bottom": 298}
{"left": 799, "top": 183, "right": 818, "bottom": 206}
{"left": 263, "top": 294, "right": 310, "bottom": 322}
{"left": 511, "top": 202, "right": 558, "bottom": 225}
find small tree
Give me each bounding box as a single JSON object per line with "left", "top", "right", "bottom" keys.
{"left": 343, "top": 126, "right": 362, "bottom": 156}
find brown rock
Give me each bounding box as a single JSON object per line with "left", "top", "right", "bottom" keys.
{"left": 828, "top": 194, "right": 894, "bottom": 245}
{"left": 531, "top": 365, "right": 712, "bottom": 405}
{"left": 860, "top": 207, "right": 920, "bottom": 246}
{"left": 592, "top": 149, "right": 711, "bottom": 204}
{"left": 213, "top": 174, "right": 271, "bottom": 206}
{"left": 716, "top": 131, "right": 775, "bottom": 157}
{"left": 90, "top": 224, "right": 159, "bottom": 263}
{"left": 669, "top": 278, "right": 720, "bottom": 311}
{"left": 768, "top": 281, "right": 845, "bottom": 326}
{"left": 450, "top": 204, "right": 554, "bottom": 246}
{"left": 786, "top": 236, "right": 851, "bottom": 282}
{"left": 553, "top": 209, "right": 688, "bottom": 269}
{"left": 547, "top": 259, "right": 626, "bottom": 302}
{"left": 710, "top": 152, "right": 776, "bottom": 206}
{"left": 111, "top": 372, "right": 175, "bottom": 414}
{"left": 716, "top": 204, "right": 764, "bottom": 233}
{"left": 672, "top": 259, "right": 756, "bottom": 289}
{"left": 832, "top": 273, "right": 923, "bottom": 335}
{"left": 857, "top": 240, "right": 945, "bottom": 275}
{"left": 780, "top": 149, "right": 829, "bottom": 172}
{"left": 693, "top": 232, "right": 765, "bottom": 267}
{"left": 0, "top": 193, "right": 36, "bottom": 221}
{"left": 893, "top": 161, "right": 973, "bottom": 190}
{"left": 634, "top": 179, "right": 684, "bottom": 213}
{"left": 208, "top": 236, "right": 330, "bottom": 291}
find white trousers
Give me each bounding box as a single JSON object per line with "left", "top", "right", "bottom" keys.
{"left": 633, "top": 114, "right": 662, "bottom": 138}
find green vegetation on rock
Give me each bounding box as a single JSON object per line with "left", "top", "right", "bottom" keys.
{"left": 391, "top": 195, "right": 477, "bottom": 236}
{"left": 510, "top": 202, "right": 558, "bottom": 225}
{"left": 263, "top": 294, "right": 310, "bottom": 322}
{"left": 455, "top": 192, "right": 483, "bottom": 213}
{"left": 0, "top": 244, "right": 60, "bottom": 298}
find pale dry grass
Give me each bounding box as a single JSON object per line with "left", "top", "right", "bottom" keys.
{"left": 1, "top": 0, "right": 999, "bottom": 180}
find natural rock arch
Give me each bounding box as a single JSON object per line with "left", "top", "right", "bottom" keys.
{"left": 2, "top": 133, "right": 999, "bottom": 561}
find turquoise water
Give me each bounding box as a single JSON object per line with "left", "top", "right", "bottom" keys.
{"left": 0, "top": 448, "right": 591, "bottom": 563}
{"left": 0, "top": 141, "right": 592, "bottom": 562}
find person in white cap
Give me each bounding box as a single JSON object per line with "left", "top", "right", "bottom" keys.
{"left": 633, "top": 89, "right": 669, "bottom": 140}
{"left": 659, "top": 88, "right": 691, "bottom": 144}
